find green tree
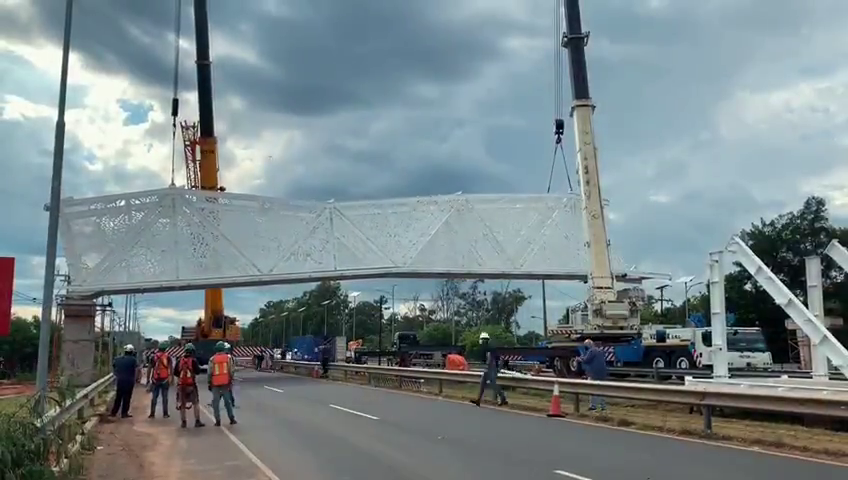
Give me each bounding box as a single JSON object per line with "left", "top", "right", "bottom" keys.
{"left": 517, "top": 330, "right": 543, "bottom": 346}
{"left": 419, "top": 323, "right": 453, "bottom": 345}
{"left": 723, "top": 196, "right": 848, "bottom": 362}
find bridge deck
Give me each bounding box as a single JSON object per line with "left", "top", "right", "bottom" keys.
{"left": 59, "top": 187, "right": 667, "bottom": 297}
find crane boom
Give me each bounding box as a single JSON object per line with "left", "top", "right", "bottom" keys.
{"left": 561, "top": 0, "right": 639, "bottom": 338}
{"left": 181, "top": 0, "right": 238, "bottom": 351}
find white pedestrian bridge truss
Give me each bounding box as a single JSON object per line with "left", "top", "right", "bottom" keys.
{"left": 58, "top": 187, "right": 665, "bottom": 298}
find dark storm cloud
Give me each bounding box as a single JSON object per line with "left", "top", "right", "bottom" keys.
{"left": 6, "top": 0, "right": 848, "bottom": 335}
{"left": 9, "top": 0, "right": 519, "bottom": 117}
{"left": 0, "top": 114, "right": 165, "bottom": 258}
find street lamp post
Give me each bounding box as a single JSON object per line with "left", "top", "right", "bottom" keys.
{"left": 675, "top": 276, "right": 704, "bottom": 323}
{"left": 320, "top": 299, "right": 332, "bottom": 336}
{"left": 349, "top": 292, "right": 361, "bottom": 340}
{"left": 279, "top": 311, "right": 289, "bottom": 348}
{"left": 297, "top": 306, "right": 307, "bottom": 336}
{"left": 36, "top": 0, "right": 75, "bottom": 416}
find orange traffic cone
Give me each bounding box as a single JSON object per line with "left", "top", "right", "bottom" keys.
{"left": 547, "top": 381, "right": 565, "bottom": 418}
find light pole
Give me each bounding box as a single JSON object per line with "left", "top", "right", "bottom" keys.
{"left": 349, "top": 292, "right": 361, "bottom": 340}
{"left": 279, "top": 311, "right": 289, "bottom": 347}
{"left": 320, "top": 299, "right": 332, "bottom": 336}
{"left": 675, "top": 276, "right": 704, "bottom": 323}
{"left": 297, "top": 306, "right": 307, "bottom": 336}
{"left": 375, "top": 285, "right": 397, "bottom": 337}
{"left": 36, "top": 0, "right": 74, "bottom": 415}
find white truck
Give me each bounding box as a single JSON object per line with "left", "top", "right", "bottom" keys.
{"left": 639, "top": 325, "right": 773, "bottom": 370}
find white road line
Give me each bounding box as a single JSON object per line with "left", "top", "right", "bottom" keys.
{"left": 328, "top": 404, "right": 380, "bottom": 420}
{"left": 199, "top": 406, "right": 281, "bottom": 480}
{"left": 553, "top": 470, "right": 592, "bottom": 480}
{"left": 263, "top": 385, "right": 284, "bottom": 393}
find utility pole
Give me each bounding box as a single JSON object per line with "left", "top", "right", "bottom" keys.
{"left": 390, "top": 284, "right": 396, "bottom": 338}
{"left": 36, "top": 0, "right": 74, "bottom": 416}
{"left": 541, "top": 281, "right": 549, "bottom": 339}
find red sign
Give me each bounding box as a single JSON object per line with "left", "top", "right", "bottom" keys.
{"left": 0, "top": 257, "right": 14, "bottom": 337}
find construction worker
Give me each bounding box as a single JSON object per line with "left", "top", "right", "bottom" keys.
{"left": 148, "top": 342, "right": 173, "bottom": 419}
{"left": 208, "top": 341, "right": 237, "bottom": 426}
{"left": 577, "top": 339, "right": 608, "bottom": 411}
{"left": 469, "top": 332, "right": 508, "bottom": 407}
{"left": 225, "top": 342, "right": 237, "bottom": 408}
{"left": 174, "top": 343, "right": 205, "bottom": 428}
{"left": 110, "top": 344, "right": 138, "bottom": 418}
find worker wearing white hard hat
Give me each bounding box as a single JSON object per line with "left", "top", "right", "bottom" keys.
{"left": 110, "top": 343, "right": 139, "bottom": 418}
{"left": 470, "top": 331, "right": 508, "bottom": 407}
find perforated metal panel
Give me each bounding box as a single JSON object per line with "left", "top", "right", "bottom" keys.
{"left": 58, "top": 187, "right": 661, "bottom": 297}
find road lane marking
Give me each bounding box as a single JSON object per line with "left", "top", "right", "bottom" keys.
{"left": 553, "top": 470, "right": 592, "bottom": 480}
{"left": 199, "top": 405, "right": 281, "bottom": 480}
{"left": 329, "top": 404, "right": 380, "bottom": 420}
{"left": 263, "top": 385, "right": 284, "bottom": 393}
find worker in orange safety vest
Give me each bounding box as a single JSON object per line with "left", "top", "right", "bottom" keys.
{"left": 175, "top": 343, "right": 205, "bottom": 428}
{"left": 148, "top": 342, "right": 173, "bottom": 419}
{"left": 208, "top": 341, "right": 237, "bottom": 426}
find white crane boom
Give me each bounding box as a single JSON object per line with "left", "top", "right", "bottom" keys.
{"left": 554, "top": 0, "right": 639, "bottom": 341}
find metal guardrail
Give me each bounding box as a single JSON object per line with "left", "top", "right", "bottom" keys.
{"left": 36, "top": 373, "right": 115, "bottom": 432}
{"left": 262, "top": 360, "right": 848, "bottom": 433}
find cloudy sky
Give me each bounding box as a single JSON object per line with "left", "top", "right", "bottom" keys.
{"left": 3, "top": 0, "right": 848, "bottom": 340}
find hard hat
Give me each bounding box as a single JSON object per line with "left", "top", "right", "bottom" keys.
{"left": 215, "top": 341, "right": 226, "bottom": 352}
{"left": 184, "top": 343, "right": 196, "bottom": 352}
{"left": 124, "top": 344, "right": 135, "bottom": 352}
{"left": 224, "top": 342, "right": 232, "bottom": 351}
{"left": 158, "top": 342, "right": 168, "bottom": 351}
{"left": 478, "top": 332, "right": 490, "bottom": 340}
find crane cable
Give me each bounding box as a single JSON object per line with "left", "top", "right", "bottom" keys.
{"left": 547, "top": 0, "right": 573, "bottom": 194}
{"left": 168, "top": 0, "right": 183, "bottom": 187}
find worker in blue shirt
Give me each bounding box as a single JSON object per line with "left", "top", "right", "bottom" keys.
{"left": 577, "top": 339, "right": 608, "bottom": 411}
{"left": 110, "top": 344, "right": 139, "bottom": 418}
{"left": 469, "top": 332, "right": 508, "bottom": 407}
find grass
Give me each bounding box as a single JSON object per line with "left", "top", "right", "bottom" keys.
{"left": 305, "top": 367, "right": 848, "bottom": 463}
{"left": 0, "top": 378, "right": 111, "bottom": 479}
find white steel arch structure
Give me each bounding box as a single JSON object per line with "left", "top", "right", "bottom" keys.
{"left": 58, "top": 187, "right": 665, "bottom": 298}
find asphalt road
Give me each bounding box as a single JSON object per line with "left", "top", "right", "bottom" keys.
{"left": 218, "top": 370, "right": 846, "bottom": 480}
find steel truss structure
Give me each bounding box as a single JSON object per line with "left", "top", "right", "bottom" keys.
{"left": 58, "top": 187, "right": 663, "bottom": 298}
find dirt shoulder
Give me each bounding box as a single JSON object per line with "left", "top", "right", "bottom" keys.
{"left": 82, "top": 385, "right": 269, "bottom": 480}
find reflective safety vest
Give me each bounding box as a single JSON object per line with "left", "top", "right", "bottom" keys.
{"left": 178, "top": 357, "right": 196, "bottom": 386}
{"left": 209, "top": 353, "right": 231, "bottom": 387}
{"left": 152, "top": 352, "right": 170, "bottom": 381}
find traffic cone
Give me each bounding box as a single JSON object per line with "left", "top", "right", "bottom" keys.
{"left": 546, "top": 381, "right": 565, "bottom": 418}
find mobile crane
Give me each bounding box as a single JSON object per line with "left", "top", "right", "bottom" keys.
{"left": 554, "top": 0, "right": 640, "bottom": 341}
{"left": 493, "top": 0, "right": 641, "bottom": 376}
{"left": 176, "top": 0, "right": 240, "bottom": 365}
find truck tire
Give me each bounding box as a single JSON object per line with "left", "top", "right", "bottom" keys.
{"left": 645, "top": 351, "right": 671, "bottom": 381}
{"left": 671, "top": 352, "right": 694, "bottom": 371}
{"left": 553, "top": 356, "right": 582, "bottom": 378}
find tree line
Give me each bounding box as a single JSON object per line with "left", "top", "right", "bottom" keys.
{"left": 245, "top": 196, "right": 848, "bottom": 364}
{"left": 241, "top": 279, "right": 542, "bottom": 358}
{"left": 624, "top": 196, "right": 848, "bottom": 362}
{"left": 0, "top": 316, "right": 62, "bottom": 379}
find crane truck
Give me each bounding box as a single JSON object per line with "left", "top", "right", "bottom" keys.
{"left": 491, "top": 0, "right": 644, "bottom": 377}
{"left": 177, "top": 0, "right": 240, "bottom": 365}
